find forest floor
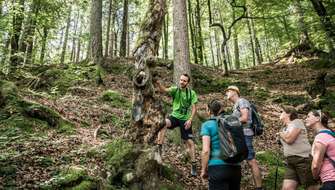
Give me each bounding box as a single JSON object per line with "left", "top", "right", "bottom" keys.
{"left": 0, "top": 53, "right": 334, "bottom": 189}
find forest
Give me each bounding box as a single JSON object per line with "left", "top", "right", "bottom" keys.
{"left": 0, "top": 0, "right": 335, "bottom": 189}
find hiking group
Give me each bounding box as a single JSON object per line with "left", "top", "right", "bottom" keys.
{"left": 154, "top": 74, "right": 335, "bottom": 190}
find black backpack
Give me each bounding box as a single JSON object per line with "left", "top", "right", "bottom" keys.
{"left": 211, "top": 114, "right": 248, "bottom": 163}
{"left": 250, "top": 103, "right": 264, "bottom": 136}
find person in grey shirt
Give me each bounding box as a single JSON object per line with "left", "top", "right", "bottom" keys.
{"left": 225, "top": 85, "right": 263, "bottom": 190}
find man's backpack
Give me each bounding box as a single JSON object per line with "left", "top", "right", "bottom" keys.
{"left": 211, "top": 114, "right": 248, "bottom": 163}
{"left": 250, "top": 103, "right": 264, "bottom": 136}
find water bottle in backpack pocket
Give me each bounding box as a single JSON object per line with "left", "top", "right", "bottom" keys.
{"left": 213, "top": 115, "right": 249, "bottom": 163}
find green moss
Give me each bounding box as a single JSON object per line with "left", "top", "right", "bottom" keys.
{"left": 0, "top": 164, "right": 17, "bottom": 176}
{"left": 158, "top": 184, "right": 184, "bottom": 190}
{"left": 68, "top": 180, "right": 97, "bottom": 190}
{"left": 160, "top": 165, "right": 180, "bottom": 182}
{"left": 252, "top": 88, "right": 270, "bottom": 101}
{"left": 101, "top": 90, "right": 130, "bottom": 108}
{"left": 57, "top": 121, "right": 75, "bottom": 134}
{"left": 272, "top": 95, "right": 309, "bottom": 106}
{"left": 36, "top": 156, "right": 54, "bottom": 168}
{"left": 105, "top": 139, "right": 134, "bottom": 168}
{"left": 40, "top": 166, "right": 87, "bottom": 189}
{"left": 0, "top": 114, "right": 49, "bottom": 131}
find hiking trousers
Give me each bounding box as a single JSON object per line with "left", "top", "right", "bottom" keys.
{"left": 208, "top": 165, "right": 241, "bottom": 190}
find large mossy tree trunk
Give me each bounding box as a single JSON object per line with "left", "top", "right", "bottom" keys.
{"left": 131, "top": 0, "right": 166, "bottom": 144}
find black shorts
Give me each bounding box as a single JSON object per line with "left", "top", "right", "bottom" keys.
{"left": 208, "top": 165, "right": 241, "bottom": 190}
{"left": 167, "top": 116, "right": 193, "bottom": 140}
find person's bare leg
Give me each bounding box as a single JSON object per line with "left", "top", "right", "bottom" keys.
{"left": 186, "top": 139, "right": 196, "bottom": 162}
{"left": 281, "top": 179, "right": 298, "bottom": 190}
{"left": 157, "top": 118, "right": 171, "bottom": 145}
{"left": 247, "top": 159, "right": 262, "bottom": 188}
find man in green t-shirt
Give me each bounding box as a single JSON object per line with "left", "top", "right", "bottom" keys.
{"left": 155, "top": 74, "right": 198, "bottom": 176}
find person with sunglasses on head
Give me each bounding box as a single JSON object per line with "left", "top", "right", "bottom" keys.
{"left": 305, "top": 110, "right": 335, "bottom": 190}
{"left": 277, "top": 107, "right": 318, "bottom": 190}
{"left": 224, "top": 86, "right": 263, "bottom": 190}
{"left": 200, "top": 99, "right": 242, "bottom": 190}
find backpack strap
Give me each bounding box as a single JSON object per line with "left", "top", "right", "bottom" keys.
{"left": 318, "top": 130, "right": 335, "bottom": 169}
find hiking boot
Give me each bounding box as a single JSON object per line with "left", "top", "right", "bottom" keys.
{"left": 191, "top": 162, "right": 197, "bottom": 176}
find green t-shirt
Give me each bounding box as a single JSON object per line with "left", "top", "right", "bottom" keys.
{"left": 168, "top": 86, "right": 198, "bottom": 120}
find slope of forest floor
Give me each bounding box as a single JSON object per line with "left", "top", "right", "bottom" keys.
{"left": 0, "top": 54, "right": 334, "bottom": 189}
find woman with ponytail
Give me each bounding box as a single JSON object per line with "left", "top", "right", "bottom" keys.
{"left": 305, "top": 110, "right": 335, "bottom": 190}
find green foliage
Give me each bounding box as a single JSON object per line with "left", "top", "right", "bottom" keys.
{"left": 101, "top": 90, "right": 131, "bottom": 108}
{"left": 319, "top": 91, "right": 335, "bottom": 117}
{"left": 257, "top": 151, "right": 285, "bottom": 190}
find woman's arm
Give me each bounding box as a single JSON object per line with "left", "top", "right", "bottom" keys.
{"left": 201, "top": 136, "right": 211, "bottom": 179}
{"left": 279, "top": 127, "right": 302, "bottom": 144}
{"left": 311, "top": 142, "right": 326, "bottom": 179}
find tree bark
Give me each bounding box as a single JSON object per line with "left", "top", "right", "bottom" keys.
{"left": 120, "top": 0, "right": 128, "bottom": 57}
{"left": 187, "top": 0, "right": 198, "bottom": 64}
{"left": 71, "top": 11, "right": 80, "bottom": 62}
{"left": 131, "top": 0, "right": 166, "bottom": 144}
{"left": 195, "top": 0, "right": 204, "bottom": 65}
{"left": 309, "top": 0, "right": 335, "bottom": 55}
{"left": 173, "top": 0, "right": 190, "bottom": 84}
{"left": 10, "top": 0, "right": 25, "bottom": 67}
{"left": 60, "top": 7, "right": 72, "bottom": 64}
{"left": 105, "top": 0, "right": 113, "bottom": 57}
{"left": 39, "top": 26, "right": 48, "bottom": 64}
{"left": 232, "top": 10, "right": 240, "bottom": 69}
{"left": 90, "top": 0, "right": 103, "bottom": 85}
{"left": 246, "top": 18, "right": 256, "bottom": 66}
{"left": 209, "top": 32, "right": 215, "bottom": 67}
{"left": 294, "top": 0, "right": 312, "bottom": 47}
{"left": 162, "top": 3, "right": 169, "bottom": 59}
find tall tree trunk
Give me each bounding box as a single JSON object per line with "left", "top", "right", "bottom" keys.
{"left": 105, "top": 0, "right": 113, "bottom": 57}
{"left": 90, "top": 0, "right": 103, "bottom": 85}
{"left": 187, "top": 0, "right": 197, "bottom": 64}
{"left": 248, "top": 9, "right": 262, "bottom": 65}
{"left": 246, "top": 18, "right": 256, "bottom": 66}
{"left": 10, "top": 0, "right": 25, "bottom": 67}
{"left": 209, "top": 32, "right": 215, "bottom": 67}
{"left": 20, "top": 0, "right": 40, "bottom": 65}
{"left": 309, "top": 0, "right": 335, "bottom": 55}
{"left": 262, "top": 14, "right": 271, "bottom": 62}
{"left": 39, "top": 26, "right": 48, "bottom": 64}
{"left": 232, "top": 11, "right": 240, "bottom": 69}
{"left": 114, "top": 30, "right": 118, "bottom": 56}
{"left": 173, "top": 0, "right": 191, "bottom": 84}
{"left": 195, "top": 0, "right": 204, "bottom": 65}
{"left": 120, "top": 0, "right": 128, "bottom": 57}
{"left": 60, "top": 7, "right": 72, "bottom": 64}
{"left": 71, "top": 11, "right": 79, "bottom": 62}
{"left": 294, "top": 0, "right": 311, "bottom": 47}
{"left": 131, "top": 0, "right": 166, "bottom": 144}
{"left": 108, "top": 1, "right": 117, "bottom": 57}
{"left": 163, "top": 7, "right": 169, "bottom": 59}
